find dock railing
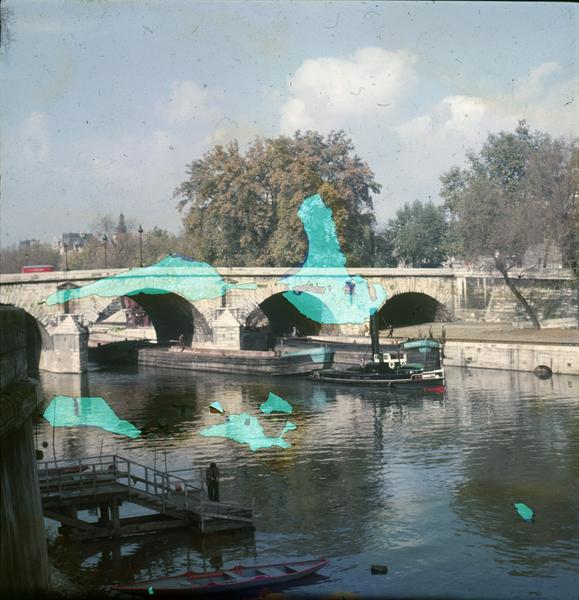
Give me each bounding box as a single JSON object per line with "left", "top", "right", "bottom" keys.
{"left": 38, "top": 454, "right": 205, "bottom": 514}
{"left": 38, "top": 454, "right": 254, "bottom": 534}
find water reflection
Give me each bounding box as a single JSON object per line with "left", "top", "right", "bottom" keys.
{"left": 37, "top": 366, "right": 579, "bottom": 599}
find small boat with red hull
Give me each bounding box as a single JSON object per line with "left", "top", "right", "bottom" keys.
{"left": 111, "top": 557, "right": 329, "bottom": 596}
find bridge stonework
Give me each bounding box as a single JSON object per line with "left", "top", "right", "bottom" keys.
{"left": 0, "top": 267, "right": 576, "bottom": 340}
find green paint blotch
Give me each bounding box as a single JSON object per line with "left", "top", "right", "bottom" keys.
{"left": 43, "top": 396, "right": 141, "bottom": 438}
{"left": 513, "top": 502, "right": 534, "bottom": 522}
{"left": 209, "top": 401, "right": 225, "bottom": 414}
{"left": 45, "top": 254, "right": 255, "bottom": 306}
{"left": 282, "top": 194, "right": 387, "bottom": 324}
{"left": 260, "top": 392, "right": 293, "bottom": 414}
{"left": 200, "top": 413, "right": 296, "bottom": 451}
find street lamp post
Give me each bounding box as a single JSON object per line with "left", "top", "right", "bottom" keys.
{"left": 138, "top": 225, "right": 144, "bottom": 267}
{"left": 103, "top": 234, "right": 108, "bottom": 268}
{"left": 63, "top": 243, "right": 69, "bottom": 271}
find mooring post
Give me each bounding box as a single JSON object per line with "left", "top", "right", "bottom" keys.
{"left": 111, "top": 498, "right": 120, "bottom": 536}
{"left": 98, "top": 502, "right": 109, "bottom": 525}
{"left": 70, "top": 503, "right": 78, "bottom": 535}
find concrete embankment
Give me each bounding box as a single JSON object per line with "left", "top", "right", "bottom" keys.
{"left": 0, "top": 306, "right": 50, "bottom": 594}
{"left": 441, "top": 340, "right": 577, "bottom": 375}
{"left": 310, "top": 324, "right": 579, "bottom": 375}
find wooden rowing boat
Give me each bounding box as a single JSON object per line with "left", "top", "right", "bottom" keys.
{"left": 111, "top": 557, "right": 329, "bottom": 596}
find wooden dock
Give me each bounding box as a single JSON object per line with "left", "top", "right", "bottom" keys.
{"left": 38, "top": 455, "right": 254, "bottom": 541}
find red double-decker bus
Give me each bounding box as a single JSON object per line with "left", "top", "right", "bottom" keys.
{"left": 21, "top": 265, "right": 55, "bottom": 273}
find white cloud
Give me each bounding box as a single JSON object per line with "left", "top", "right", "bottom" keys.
{"left": 22, "top": 112, "right": 50, "bottom": 162}
{"left": 280, "top": 47, "right": 418, "bottom": 133}
{"left": 389, "top": 62, "right": 577, "bottom": 217}
{"left": 513, "top": 62, "right": 561, "bottom": 101}
{"left": 394, "top": 94, "right": 519, "bottom": 198}
{"left": 204, "top": 117, "right": 263, "bottom": 148}
{"left": 157, "top": 80, "right": 224, "bottom": 123}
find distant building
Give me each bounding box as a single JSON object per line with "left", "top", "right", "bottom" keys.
{"left": 56, "top": 233, "right": 93, "bottom": 253}
{"left": 18, "top": 239, "right": 40, "bottom": 251}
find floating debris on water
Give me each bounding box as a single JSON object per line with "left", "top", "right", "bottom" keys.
{"left": 370, "top": 564, "right": 388, "bottom": 575}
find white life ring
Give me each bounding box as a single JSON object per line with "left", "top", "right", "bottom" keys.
{"left": 388, "top": 361, "right": 395, "bottom": 369}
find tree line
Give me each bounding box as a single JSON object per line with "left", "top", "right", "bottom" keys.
{"left": 1, "top": 122, "right": 576, "bottom": 328}
{"left": 0, "top": 215, "right": 180, "bottom": 274}
{"left": 175, "top": 123, "right": 576, "bottom": 275}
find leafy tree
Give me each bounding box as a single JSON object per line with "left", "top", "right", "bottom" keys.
{"left": 64, "top": 214, "right": 181, "bottom": 270}
{"left": 440, "top": 120, "right": 577, "bottom": 329}
{"left": 0, "top": 243, "right": 60, "bottom": 274}
{"left": 88, "top": 213, "right": 135, "bottom": 268}
{"left": 371, "top": 225, "right": 398, "bottom": 267}
{"left": 386, "top": 200, "right": 450, "bottom": 267}
{"left": 524, "top": 137, "right": 577, "bottom": 269}
{"left": 174, "top": 131, "right": 381, "bottom": 266}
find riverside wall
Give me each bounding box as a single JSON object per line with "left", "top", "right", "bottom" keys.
{"left": 310, "top": 335, "right": 578, "bottom": 376}
{"left": 0, "top": 306, "right": 50, "bottom": 594}
{"left": 442, "top": 341, "right": 578, "bottom": 375}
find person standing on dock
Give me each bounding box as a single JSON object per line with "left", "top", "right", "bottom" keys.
{"left": 206, "top": 462, "right": 220, "bottom": 501}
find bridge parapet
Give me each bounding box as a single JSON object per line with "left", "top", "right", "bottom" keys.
{"left": 1, "top": 266, "right": 576, "bottom": 333}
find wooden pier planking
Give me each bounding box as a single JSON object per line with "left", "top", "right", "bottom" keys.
{"left": 38, "top": 454, "right": 254, "bottom": 541}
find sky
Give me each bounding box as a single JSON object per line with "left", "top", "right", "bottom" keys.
{"left": 1, "top": 1, "right": 577, "bottom": 247}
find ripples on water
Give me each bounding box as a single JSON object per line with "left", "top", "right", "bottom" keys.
{"left": 37, "top": 366, "right": 579, "bottom": 599}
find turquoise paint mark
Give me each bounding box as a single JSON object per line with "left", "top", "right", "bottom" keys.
{"left": 45, "top": 254, "right": 256, "bottom": 306}
{"left": 43, "top": 396, "right": 141, "bottom": 438}
{"left": 200, "top": 413, "right": 296, "bottom": 451}
{"left": 283, "top": 347, "right": 333, "bottom": 364}
{"left": 147, "top": 586, "right": 154, "bottom": 595}
{"left": 209, "top": 401, "right": 225, "bottom": 414}
{"left": 513, "top": 502, "right": 534, "bottom": 522}
{"left": 281, "top": 194, "right": 387, "bottom": 324}
{"left": 402, "top": 339, "right": 441, "bottom": 350}
{"left": 260, "top": 392, "right": 293, "bottom": 414}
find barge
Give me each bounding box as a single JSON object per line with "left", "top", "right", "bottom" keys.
{"left": 138, "top": 344, "right": 334, "bottom": 376}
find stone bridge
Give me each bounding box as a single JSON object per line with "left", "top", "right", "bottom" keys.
{"left": 1, "top": 266, "right": 576, "bottom": 354}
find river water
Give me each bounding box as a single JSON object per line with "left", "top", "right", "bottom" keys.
{"left": 37, "top": 365, "right": 579, "bottom": 599}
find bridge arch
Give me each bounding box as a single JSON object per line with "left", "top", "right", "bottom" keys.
{"left": 23, "top": 311, "right": 52, "bottom": 372}
{"left": 378, "top": 292, "right": 452, "bottom": 328}
{"left": 244, "top": 292, "right": 323, "bottom": 336}
{"left": 96, "top": 293, "right": 212, "bottom": 345}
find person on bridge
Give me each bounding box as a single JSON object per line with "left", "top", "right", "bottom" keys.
{"left": 178, "top": 333, "right": 185, "bottom": 351}
{"left": 387, "top": 323, "right": 394, "bottom": 338}
{"left": 206, "top": 462, "right": 220, "bottom": 501}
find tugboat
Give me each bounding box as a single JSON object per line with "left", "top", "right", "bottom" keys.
{"left": 311, "top": 311, "right": 445, "bottom": 387}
